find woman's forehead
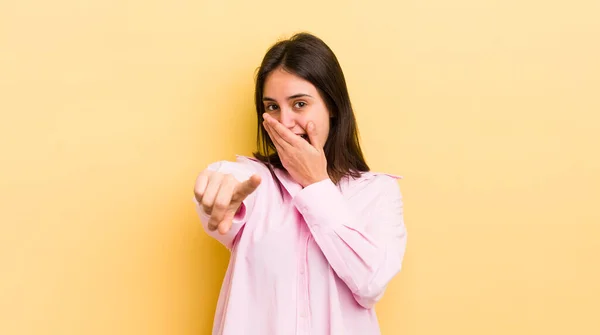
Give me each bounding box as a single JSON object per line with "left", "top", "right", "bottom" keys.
{"left": 263, "top": 69, "right": 317, "bottom": 97}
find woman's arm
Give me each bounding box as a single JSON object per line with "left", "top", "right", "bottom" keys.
{"left": 293, "top": 175, "right": 407, "bottom": 309}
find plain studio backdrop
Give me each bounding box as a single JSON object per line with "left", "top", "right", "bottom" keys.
{"left": 1, "top": 0, "right": 599, "bottom": 334}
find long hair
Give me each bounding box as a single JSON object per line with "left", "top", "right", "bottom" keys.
{"left": 253, "top": 32, "right": 369, "bottom": 185}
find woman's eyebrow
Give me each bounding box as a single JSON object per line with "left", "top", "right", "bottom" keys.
{"left": 262, "top": 93, "right": 314, "bottom": 102}
{"left": 287, "top": 93, "right": 313, "bottom": 100}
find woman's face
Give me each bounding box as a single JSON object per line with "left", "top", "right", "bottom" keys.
{"left": 262, "top": 67, "right": 331, "bottom": 149}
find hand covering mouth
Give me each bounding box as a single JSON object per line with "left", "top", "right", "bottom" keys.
{"left": 297, "top": 133, "right": 310, "bottom": 143}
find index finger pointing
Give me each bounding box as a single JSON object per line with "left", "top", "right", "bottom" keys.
{"left": 233, "top": 174, "right": 262, "bottom": 201}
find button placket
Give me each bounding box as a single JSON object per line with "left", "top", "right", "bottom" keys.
{"left": 296, "top": 223, "right": 311, "bottom": 334}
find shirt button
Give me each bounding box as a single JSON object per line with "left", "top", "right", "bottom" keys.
{"left": 299, "top": 266, "right": 305, "bottom": 274}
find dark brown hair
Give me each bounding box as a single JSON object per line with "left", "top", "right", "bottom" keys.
{"left": 253, "top": 32, "right": 369, "bottom": 185}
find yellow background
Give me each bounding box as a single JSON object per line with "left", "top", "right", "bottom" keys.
{"left": 1, "top": 0, "right": 599, "bottom": 334}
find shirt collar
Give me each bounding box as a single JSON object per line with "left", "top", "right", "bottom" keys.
{"left": 273, "top": 168, "right": 303, "bottom": 198}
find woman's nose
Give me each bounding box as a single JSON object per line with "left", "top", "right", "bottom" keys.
{"left": 278, "top": 108, "right": 296, "bottom": 128}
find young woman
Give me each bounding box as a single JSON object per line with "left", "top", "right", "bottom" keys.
{"left": 194, "top": 32, "right": 407, "bottom": 335}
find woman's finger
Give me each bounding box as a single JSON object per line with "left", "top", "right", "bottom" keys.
{"left": 264, "top": 122, "right": 286, "bottom": 154}
{"left": 201, "top": 173, "right": 224, "bottom": 221}
{"left": 264, "top": 120, "right": 285, "bottom": 146}
{"left": 264, "top": 114, "right": 300, "bottom": 147}
{"left": 233, "top": 174, "right": 262, "bottom": 202}
{"left": 217, "top": 210, "right": 236, "bottom": 235}
{"left": 194, "top": 170, "right": 211, "bottom": 203}
{"left": 306, "top": 121, "right": 322, "bottom": 150}
{"left": 208, "top": 175, "right": 236, "bottom": 231}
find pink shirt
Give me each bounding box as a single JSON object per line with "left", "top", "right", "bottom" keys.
{"left": 195, "top": 155, "right": 407, "bottom": 335}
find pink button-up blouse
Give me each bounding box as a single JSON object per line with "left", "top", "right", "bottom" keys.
{"left": 195, "top": 155, "right": 407, "bottom": 335}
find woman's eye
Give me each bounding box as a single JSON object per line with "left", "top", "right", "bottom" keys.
{"left": 294, "top": 101, "right": 306, "bottom": 108}
{"left": 265, "top": 104, "right": 278, "bottom": 111}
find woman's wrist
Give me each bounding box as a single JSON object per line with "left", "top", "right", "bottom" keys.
{"left": 302, "top": 174, "right": 331, "bottom": 188}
